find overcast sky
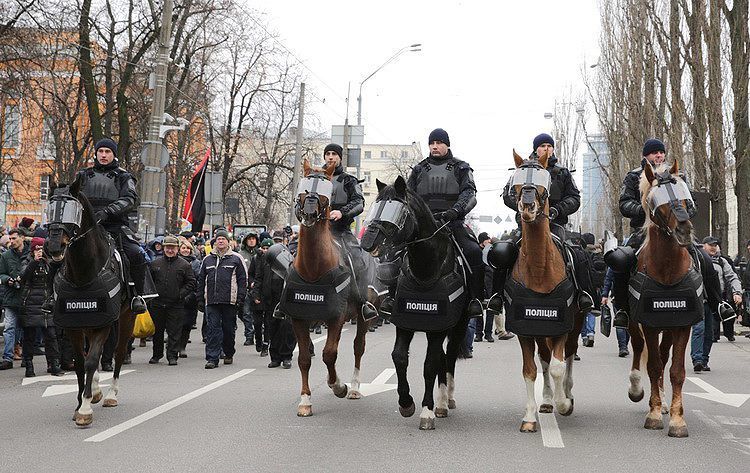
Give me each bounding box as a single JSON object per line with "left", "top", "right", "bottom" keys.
{"left": 255, "top": 0, "right": 602, "bottom": 234}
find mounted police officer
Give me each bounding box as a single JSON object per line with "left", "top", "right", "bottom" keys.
{"left": 491, "top": 133, "right": 592, "bottom": 312}
{"left": 323, "top": 144, "right": 377, "bottom": 320}
{"left": 77, "top": 138, "right": 147, "bottom": 313}
{"left": 382, "top": 128, "right": 484, "bottom": 317}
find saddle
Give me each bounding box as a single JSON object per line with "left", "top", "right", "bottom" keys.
{"left": 503, "top": 235, "right": 577, "bottom": 337}
{"left": 628, "top": 250, "right": 704, "bottom": 328}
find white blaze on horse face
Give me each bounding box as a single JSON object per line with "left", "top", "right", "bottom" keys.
{"left": 523, "top": 377, "right": 537, "bottom": 423}
{"left": 299, "top": 394, "right": 312, "bottom": 407}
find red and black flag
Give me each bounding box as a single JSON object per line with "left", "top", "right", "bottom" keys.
{"left": 182, "top": 149, "right": 209, "bottom": 232}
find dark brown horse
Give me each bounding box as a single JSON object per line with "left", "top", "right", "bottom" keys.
{"left": 625, "top": 159, "right": 695, "bottom": 437}
{"left": 291, "top": 159, "right": 378, "bottom": 417}
{"left": 508, "top": 149, "right": 585, "bottom": 433}
{"left": 45, "top": 178, "right": 135, "bottom": 427}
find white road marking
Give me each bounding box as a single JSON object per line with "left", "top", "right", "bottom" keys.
{"left": 293, "top": 328, "right": 348, "bottom": 354}
{"left": 346, "top": 368, "right": 397, "bottom": 396}
{"left": 693, "top": 410, "right": 750, "bottom": 455}
{"left": 714, "top": 416, "right": 750, "bottom": 426}
{"left": 21, "top": 370, "right": 135, "bottom": 386}
{"left": 84, "top": 369, "right": 254, "bottom": 443}
{"left": 44, "top": 384, "right": 108, "bottom": 397}
{"left": 685, "top": 377, "right": 750, "bottom": 408}
{"left": 534, "top": 376, "right": 564, "bottom": 448}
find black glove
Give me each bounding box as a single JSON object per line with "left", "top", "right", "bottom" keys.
{"left": 548, "top": 206, "right": 559, "bottom": 221}
{"left": 437, "top": 209, "right": 459, "bottom": 223}
{"left": 94, "top": 210, "right": 107, "bottom": 223}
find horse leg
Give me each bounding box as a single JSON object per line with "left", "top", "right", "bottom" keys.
{"left": 519, "top": 336, "right": 538, "bottom": 432}
{"left": 548, "top": 335, "right": 572, "bottom": 415}
{"left": 667, "top": 327, "right": 690, "bottom": 438}
{"left": 628, "top": 321, "right": 646, "bottom": 402}
{"left": 419, "top": 332, "right": 445, "bottom": 430}
{"left": 348, "top": 309, "right": 369, "bottom": 400}
{"left": 322, "top": 317, "right": 347, "bottom": 399}
{"left": 563, "top": 314, "right": 583, "bottom": 404}
{"left": 76, "top": 329, "right": 107, "bottom": 427}
{"left": 68, "top": 330, "right": 86, "bottom": 420}
{"left": 537, "top": 339, "right": 554, "bottom": 413}
{"left": 435, "top": 342, "right": 449, "bottom": 418}
{"left": 443, "top": 314, "right": 468, "bottom": 410}
{"left": 104, "top": 312, "right": 133, "bottom": 408}
{"left": 659, "top": 331, "right": 673, "bottom": 415}
{"left": 642, "top": 327, "right": 664, "bottom": 430}
{"left": 291, "top": 319, "right": 314, "bottom": 416}
{"left": 392, "top": 327, "right": 415, "bottom": 417}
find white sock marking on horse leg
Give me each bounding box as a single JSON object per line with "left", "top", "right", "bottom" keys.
{"left": 660, "top": 385, "right": 669, "bottom": 414}
{"left": 420, "top": 405, "right": 435, "bottom": 420}
{"left": 447, "top": 373, "right": 455, "bottom": 403}
{"left": 299, "top": 394, "right": 312, "bottom": 407}
{"left": 79, "top": 396, "right": 93, "bottom": 415}
{"left": 564, "top": 355, "right": 574, "bottom": 399}
{"left": 629, "top": 369, "right": 643, "bottom": 398}
{"left": 540, "top": 360, "right": 554, "bottom": 406}
{"left": 350, "top": 368, "right": 360, "bottom": 393}
{"left": 91, "top": 370, "right": 101, "bottom": 397}
{"left": 103, "top": 378, "right": 119, "bottom": 402}
{"left": 436, "top": 383, "right": 449, "bottom": 411}
{"left": 327, "top": 376, "right": 344, "bottom": 393}
{"left": 549, "top": 358, "right": 571, "bottom": 413}
{"left": 523, "top": 377, "right": 537, "bottom": 423}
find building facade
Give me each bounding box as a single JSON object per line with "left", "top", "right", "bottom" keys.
{"left": 580, "top": 134, "right": 609, "bottom": 239}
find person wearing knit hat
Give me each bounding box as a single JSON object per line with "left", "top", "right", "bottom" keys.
{"left": 260, "top": 238, "right": 273, "bottom": 248}
{"left": 30, "top": 237, "right": 45, "bottom": 252}
{"left": 94, "top": 138, "right": 118, "bottom": 158}
{"left": 642, "top": 138, "right": 666, "bottom": 159}
{"left": 428, "top": 128, "right": 450, "bottom": 147}
{"left": 532, "top": 133, "right": 554, "bottom": 151}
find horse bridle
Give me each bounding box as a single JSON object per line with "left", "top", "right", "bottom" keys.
{"left": 646, "top": 172, "right": 692, "bottom": 238}
{"left": 510, "top": 161, "right": 552, "bottom": 221}
{"left": 294, "top": 172, "right": 333, "bottom": 227}
{"left": 46, "top": 191, "right": 91, "bottom": 248}
{"left": 366, "top": 198, "right": 450, "bottom": 253}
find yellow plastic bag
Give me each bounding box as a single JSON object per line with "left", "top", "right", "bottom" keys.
{"left": 132, "top": 310, "right": 155, "bottom": 338}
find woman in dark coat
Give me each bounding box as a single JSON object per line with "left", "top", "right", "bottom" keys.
{"left": 19, "top": 238, "right": 64, "bottom": 377}
{"left": 177, "top": 238, "right": 202, "bottom": 356}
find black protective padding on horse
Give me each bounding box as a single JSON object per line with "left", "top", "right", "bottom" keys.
{"left": 604, "top": 246, "right": 637, "bottom": 273}
{"left": 376, "top": 259, "right": 401, "bottom": 287}
{"left": 503, "top": 277, "right": 576, "bottom": 337}
{"left": 628, "top": 267, "right": 704, "bottom": 328}
{"left": 53, "top": 252, "right": 123, "bottom": 329}
{"left": 278, "top": 265, "right": 350, "bottom": 320}
{"left": 391, "top": 256, "right": 467, "bottom": 332}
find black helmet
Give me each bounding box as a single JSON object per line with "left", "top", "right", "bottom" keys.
{"left": 484, "top": 241, "right": 519, "bottom": 270}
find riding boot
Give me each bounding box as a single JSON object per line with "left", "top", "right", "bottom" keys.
{"left": 611, "top": 271, "right": 631, "bottom": 329}
{"left": 24, "top": 360, "right": 35, "bottom": 378}
{"left": 272, "top": 303, "right": 286, "bottom": 320}
{"left": 467, "top": 267, "right": 484, "bottom": 317}
{"left": 130, "top": 262, "right": 148, "bottom": 313}
{"left": 380, "top": 286, "right": 396, "bottom": 318}
{"left": 488, "top": 269, "right": 507, "bottom": 313}
{"left": 361, "top": 301, "right": 378, "bottom": 321}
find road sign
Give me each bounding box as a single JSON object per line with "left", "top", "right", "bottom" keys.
{"left": 331, "top": 125, "right": 364, "bottom": 146}
{"left": 479, "top": 215, "right": 493, "bottom": 223}
{"left": 494, "top": 216, "right": 503, "bottom": 224}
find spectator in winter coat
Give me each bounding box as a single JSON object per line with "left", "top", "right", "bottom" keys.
{"left": 238, "top": 233, "right": 259, "bottom": 346}
{"left": 197, "top": 228, "right": 247, "bottom": 369}
{"left": 148, "top": 236, "right": 196, "bottom": 365}
{"left": 0, "top": 229, "right": 29, "bottom": 370}
{"left": 18, "top": 238, "right": 64, "bottom": 377}
{"left": 177, "top": 238, "right": 202, "bottom": 356}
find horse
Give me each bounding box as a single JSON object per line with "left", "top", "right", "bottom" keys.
{"left": 624, "top": 159, "right": 698, "bottom": 438}
{"left": 505, "top": 149, "right": 585, "bottom": 433}
{"left": 45, "top": 176, "right": 135, "bottom": 427}
{"left": 288, "top": 159, "right": 379, "bottom": 417}
{"left": 360, "top": 175, "right": 470, "bottom": 430}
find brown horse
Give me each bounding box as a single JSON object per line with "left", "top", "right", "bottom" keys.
{"left": 625, "top": 159, "right": 695, "bottom": 438}
{"left": 508, "top": 149, "right": 585, "bottom": 433}
{"left": 290, "top": 159, "right": 378, "bottom": 417}
{"left": 45, "top": 178, "right": 135, "bottom": 427}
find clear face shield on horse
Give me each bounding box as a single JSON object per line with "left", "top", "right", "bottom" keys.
{"left": 647, "top": 173, "right": 694, "bottom": 246}
{"left": 45, "top": 188, "right": 85, "bottom": 258}
{"left": 510, "top": 163, "right": 551, "bottom": 222}
{"left": 294, "top": 174, "right": 333, "bottom": 227}
{"left": 360, "top": 199, "right": 409, "bottom": 255}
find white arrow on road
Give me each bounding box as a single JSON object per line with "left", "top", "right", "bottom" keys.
{"left": 346, "top": 368, "right": 396, "bottom": 397}
{"left": 686, "top": 377, "right": 750, "bottom": 408}
{"left": 21, "top": 369, "right": 135, "bottom": 386}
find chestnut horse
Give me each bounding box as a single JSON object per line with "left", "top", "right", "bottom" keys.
{"left": 45, "top": 178, "right": 135, "bottom": 427}
{"left": 508, "top": 150, "right": 584, "bottom": 433}
{"left": 291, "top": 159, "right": 378, "bottom": 417}
{"left": 625, "top": 160, "right": 696, "bottom": 437}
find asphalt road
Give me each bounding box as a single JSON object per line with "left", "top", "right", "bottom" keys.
{"left": 1, "top": 318, "right": 749, "bottom": 472}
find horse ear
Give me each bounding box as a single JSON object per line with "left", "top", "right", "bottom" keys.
{"left": 394, "top": 175, "right": 407, "bottom": 196}
{"left": 70, "top": 174, "right": 82, "bottom": 197}
{"left": 537, "top": 148, "right": 550, "bottom": 169}
{"left": 669, "top": 159, "right": 679, "bottom": 176}
{"left": 302, "top": 158, "right": 311, "bottom": 177}
{"left": 324, "top": 161, "right": 335, "bottom": 179}
{"left": 513, "top": 149, "right": 524, "bottom": 168}
{"left": 376, "top": 179, "right": 386, "bottom": 193}
{"left": 644, "top": 160, "right": 656, "bottom": 183}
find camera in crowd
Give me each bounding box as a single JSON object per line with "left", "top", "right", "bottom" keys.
{"left": 7, "top": 277, "right": 21, "bottom": 290}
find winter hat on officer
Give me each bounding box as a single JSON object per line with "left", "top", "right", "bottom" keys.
{"left": 642, "top": 138, "right": 666, "bottom": 157}
{"left": 260, "top": 238, "right": 273, "bottom": 248}
{"left": 533, "top": 133, "right": 555, "bottom": 150}
{"left": 324, "top": 143, "right": 343, "bottom": 158}
{"left": 95, "top": 138, "right": 118, "bottom": 157}
{"left": 428, "top": 128, "right": 450, "bottom": 147}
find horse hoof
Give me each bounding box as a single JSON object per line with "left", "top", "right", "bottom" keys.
{"left": 629, "top": 389, "right": 645, "bottom": 403}
{"left": 399, "top": 402, "right": 416, "bottom": 418}
{"left": 520, "top": 421, "right": 538, "bottom": 433}
{"left": 435, "top": 407, "right": 448, "bottom": 418}
{"left": 75, "top": 412, "right": 93, "bottom": 428}
{"left": 91, "top": 391, "right": 103, "bottom": 404}
{"left": 346, "top": 390, "right": 362, "bottom": 400}
{"left": 102, "top": 398, "right": 118, "bottom": 408}
{"left": 419, "top": 417, "right": 435, "bottom": 430}
{"left": 668, "top": 425, "right": 689, "bottom": 438}
{"left": 539, "top": 404, "right": 554, "bottom": 414}
{"left": 448, "top": 399, "right": 456, "bottom": 409}
{"left": 297, "top": 405, "right": 313, "bottom": 417}
{"left": 644, "top": 417, "right": 664, "bottom": 430}
{"left": 332, "top": 384, "right": 348, "bottom": 399}
{"left": 559, "top": 398, "right": 574, "bottom": 416}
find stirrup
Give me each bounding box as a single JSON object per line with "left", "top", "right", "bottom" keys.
{"left": 380, "top": 296, "right": 394, "bottom": 317}
{"left": 361, "top": 301, "right": 378, "bottom": 321}
{"left": 468, "top": 298, "right": 484, "bottom": 318}
{"left": 578, "top": 290, "right": 594, "bottom": 312}
{"left": 487, "top": 293, "right": 504, "bottom": 313}
{"left": 272, "top": 303, "right": 286, "bottom": 320}
{"left": 613, "top": 309, "right": 629, "bottom": 330}
{"left": 130, "top": 296, "right": 147, "bottom": 314}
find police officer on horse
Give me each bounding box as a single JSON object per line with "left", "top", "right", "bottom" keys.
{"left": 323, "top": 143, "right": 377, "bottom": 320}
{"left": 75, "top": 138, "right": 147, "bottom": 313}
{"left": 380, "top": 128, "right": 484, "bottom": 317}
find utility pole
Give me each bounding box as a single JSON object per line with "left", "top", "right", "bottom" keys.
{"left": 342, "top": 82, "right": 351, "bottom": 168}
{"left": 138, "top": 0, "right": 174, "bottom": 239}
{"left": 289, "top": 82, "right": 305, "bottom": 225}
